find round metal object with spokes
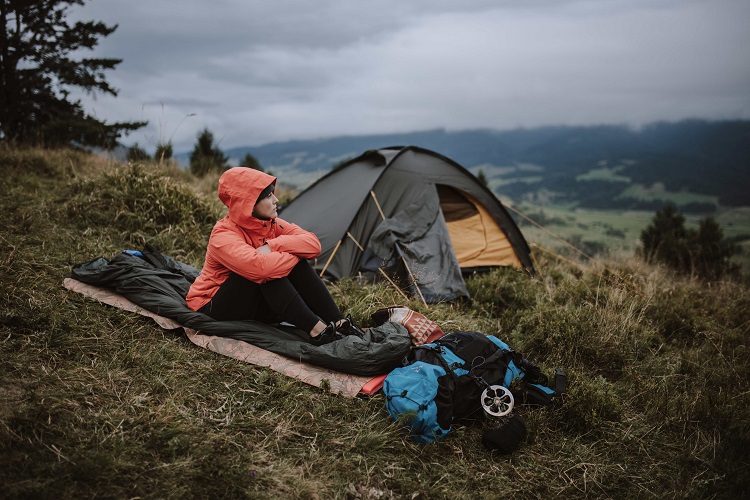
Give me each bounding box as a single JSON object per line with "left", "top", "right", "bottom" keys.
{"left": 480, "top": 385, "right": 514, "bottom": 417}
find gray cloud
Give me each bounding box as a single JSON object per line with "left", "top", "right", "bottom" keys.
{"left": 70, "top": 0, "right": 750, "bottom": 153}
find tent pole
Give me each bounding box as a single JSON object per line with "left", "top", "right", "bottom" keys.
{"left": 397, "top": 243, "right": 428, "bottom": 306}
{"left": 370, "top": 190, "right": 427, "bottom": 306}
{"left": 378, "top": 268, "right": 410, "bottom": 301}
{"left": 319, "top": 239, "right": 342, "bottom": 278}
{"left": 346, "top": 230, "right": 410, "bottom": 301}
{"left": 369, "top": 190, "right": 386, "bottom": 220}
{"left": 346, "top": 231, "right": 364, "bottom": 251}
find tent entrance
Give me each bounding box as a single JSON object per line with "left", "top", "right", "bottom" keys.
{"left": 437, "top": 185, "right": 523, "bottom": 269}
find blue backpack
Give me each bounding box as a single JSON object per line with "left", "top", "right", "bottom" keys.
{"left": 383, "top": 331, "right": 564, "bottom": 443}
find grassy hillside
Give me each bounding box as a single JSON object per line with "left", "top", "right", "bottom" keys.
{"left": 1, "top": 147, "right": 748, "bottom": 499}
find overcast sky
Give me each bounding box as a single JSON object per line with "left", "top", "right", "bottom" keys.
{"left": 71, "top": 0, "right": 750, "bottom": 153}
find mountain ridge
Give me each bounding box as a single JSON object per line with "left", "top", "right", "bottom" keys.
{"left": 179, "top": 119, "right": 750, "bottom": 211}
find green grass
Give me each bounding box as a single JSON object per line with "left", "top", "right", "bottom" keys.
{"left": 575, "top": 165, "right": 631, "bottom": 183}
{"left": 1, "top": 146, "right": 749, "bottom": 498}
{"left": 618, "top": 183, "right": 719, "bottom": 206}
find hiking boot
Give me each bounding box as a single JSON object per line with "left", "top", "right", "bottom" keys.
{"left": 337, "top": 315, "right": 366, "bottom": 338}
{"left": 309, "top": 322, "right": 342, "bottom": 346}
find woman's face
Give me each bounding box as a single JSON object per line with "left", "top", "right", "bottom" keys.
{"left": 253, "top": 192, "right": 278, "bottom": 220}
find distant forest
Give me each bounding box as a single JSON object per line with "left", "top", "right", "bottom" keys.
{"left": 219, "top": 119, "right": 750, "bottom": 211}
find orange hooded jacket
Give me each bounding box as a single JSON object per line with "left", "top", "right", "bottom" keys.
{"left": 185, "top": 167, "right": 321, "bottom": 312}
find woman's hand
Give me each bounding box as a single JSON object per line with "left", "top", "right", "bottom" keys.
{"left": 257, "top": 244, "right": 271, "bottom": 255}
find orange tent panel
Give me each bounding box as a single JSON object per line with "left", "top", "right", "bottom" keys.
{"left": 443, "top": 194, "right": 522, "bottom": 269}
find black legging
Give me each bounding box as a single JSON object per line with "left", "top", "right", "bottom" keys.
{"left": 198, "top": 259, "right": 343, "bottom": 332}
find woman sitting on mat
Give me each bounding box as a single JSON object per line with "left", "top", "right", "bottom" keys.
{"left": 186, "top": 167, "right": 364, "bottom": 345}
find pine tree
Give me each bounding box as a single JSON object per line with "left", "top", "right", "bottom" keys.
{"left": 0, "top": 0, "right": 145, "bottom": 147}
{"left": 154, "top": 142, "right": 173, "bottom": 163}
{"left": 691, "top": 216, "right": 737, "bottom": 280}
{"left": 189, "top": 128, "right": 227, "bottom": 177}
{"left": 640, "top": 205, "right": 737, "bottom": 280}
{"left": 126, "top": 143, "right": 149, "bottom": 163}
{"left": 241, "top": 152, "right": 262, "bottom": 171}
{"left": 476, "top": 169, "right": 488, "bottom": 187}
{"left": 641, "top": 204, "right": 691, "bottom": 272}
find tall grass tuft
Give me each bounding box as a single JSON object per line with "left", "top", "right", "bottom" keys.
{"left": 62, "top": 162, "right": 222, "bottom": 266}
{"left": 0, "top": 147, "right": 748, "bottom": 498}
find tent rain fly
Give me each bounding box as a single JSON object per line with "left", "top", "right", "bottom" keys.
{"left": 279, "top": 146, "right": 533, "bottom": 303}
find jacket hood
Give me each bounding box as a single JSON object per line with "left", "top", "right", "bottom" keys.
{"left": 218, "top": 167, "right": 277, "bottom": 228}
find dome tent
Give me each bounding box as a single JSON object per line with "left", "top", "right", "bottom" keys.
{"left": 279, "top": 146, "right": 534, "bottom": 303}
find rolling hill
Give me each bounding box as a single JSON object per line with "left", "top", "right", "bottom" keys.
{"left": 203, "top": 119, "right": 750, "bottom": 213}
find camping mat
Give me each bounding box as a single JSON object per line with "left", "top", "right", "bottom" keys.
{"left": 63, "top": 278, "right": 382, "bottom": 398}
